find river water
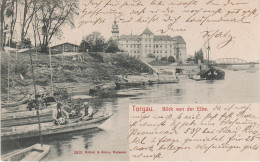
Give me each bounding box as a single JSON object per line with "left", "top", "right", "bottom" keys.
{"left": 1, "top": 69, "right": 259, "bottom": 161}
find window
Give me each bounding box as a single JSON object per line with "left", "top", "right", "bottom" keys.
{"left": 130, "top": 45, "right": 132, "bottom": 48}
{"left": 134, "top": 50, "right": 136, "bottom": 53}
{"left": 149, "top": 44, "right": 151, "bottom": 47}
{"left": 145, "top": 45, "right": 147, "bottom": 47}
{"left": 134, "top": 45, "right": 136, "bottom": 48}
{"left": 145, "top": 39, "right": 147, "bottom": 41}
{"left": 160, "top": 50, "right": 162, "bottom": 53}
{"left": 170, "top": 45, "right": 172, "bottom": 48}
{"left": 126, "top": 45, "right": 128, "bottom": 47}
{"left": 165, "top": 50, "right": 167, "bottom": 53}
{"left": 165, "top": 45, "right": 167, "bottom": 48}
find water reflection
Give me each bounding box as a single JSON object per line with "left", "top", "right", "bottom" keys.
{"left": 1, "top": 70, "right": 259, "bottom": 161}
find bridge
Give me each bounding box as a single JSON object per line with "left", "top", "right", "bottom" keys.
{"left": 212, "top": 58, "right": 259, "bottom": 65}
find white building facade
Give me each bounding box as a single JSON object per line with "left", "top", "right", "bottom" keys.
{"left": 112, "top": 20, "right": 186, "bottom": 62}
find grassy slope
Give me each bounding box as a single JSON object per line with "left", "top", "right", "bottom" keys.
{"left": 1, "top": 52, "right": 152, "bottom": 102}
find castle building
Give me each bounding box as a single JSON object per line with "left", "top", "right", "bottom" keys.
{"left": 112, "top": 20, "right": 186, "bottom": 62}
{"left": 111, "top": 16, "right": 119, "bottom": 40}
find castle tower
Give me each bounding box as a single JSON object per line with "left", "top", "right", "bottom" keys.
{"left": 112, "top": 15, "right": 119, "bottom": 40}
{"left": 141, "top": 27, "right": 154, "bottom": 58}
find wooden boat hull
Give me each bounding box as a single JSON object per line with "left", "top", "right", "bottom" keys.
{"left": 1, "top": 114, "right": 112, "bottom": 141}
{"left": 199, "top": 67, "right": 225, "bottom": 80}
{"left": 148, "top": 80, "right": 179, "bottom": 85}
{"left": 1, "top": 144, "right": 50, "bottom": 161}
{"left": 115, "top": 82, "right": 145, "bottom": 89}
{"left": 1, "top": 108, "right": 55, "bottom": 128}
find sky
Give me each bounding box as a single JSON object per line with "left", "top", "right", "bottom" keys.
{"left": 12, "top": 0, "right": 260, "bottom": 62}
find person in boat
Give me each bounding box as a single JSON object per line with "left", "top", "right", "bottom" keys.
{"left": 77, "top": 102, "right": 95, "bottom": 121}
{"left": 27, "top": 98, "right": 35, "bottom": 111}
{"left": 175, "top": 68, "right": 182, "bottom": 80}
{"left": 52, "top": 103, "right": 69, "bottom": 125}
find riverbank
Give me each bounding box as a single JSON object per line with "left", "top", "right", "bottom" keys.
{"left": 1, "top": 51, "right": 153, "bottom": 103}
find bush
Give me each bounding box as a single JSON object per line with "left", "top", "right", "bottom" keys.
{"left": 168, "top": 56, "right": 175, "bottom": 63}
{"left": 161, "top": 57, "right": 167, "bottom": 61}
{"left": 147, "top": 53, "right": 155, "bottom": 58}
{"left": 13, "top": 61, "right": 29, "bottom": 76}
{"left": 105, "top": 40, "right": 120, "bottom": 53}
{"left": 88, "top": 52, "right": 104, "bottom": 62}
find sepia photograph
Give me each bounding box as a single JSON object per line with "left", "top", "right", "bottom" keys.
{"left": 0, "top": 0, "right": 259, "bottom": 161}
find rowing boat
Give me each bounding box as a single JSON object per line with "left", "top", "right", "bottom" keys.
{"left": 148, "top": 79, "right": 179, "bottom": 85}
{"left": 1, "top": 105, "right": 56, "bottom": 127}
{"left": 1, "top": 144, "right": 50, "bottom": 161}
{"left": 1, "top": 114, "right": 112, "bottom": 141}
{"left": 115, "top": 82, "right": 145, "bottom": 89}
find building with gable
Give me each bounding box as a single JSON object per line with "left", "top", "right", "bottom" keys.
{"left": 112, "top": 19, "right": 186, "bottom": 62}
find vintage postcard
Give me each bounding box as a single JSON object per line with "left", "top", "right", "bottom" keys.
{"left": 0, "top": 0, "right": 259, "bottom": 161}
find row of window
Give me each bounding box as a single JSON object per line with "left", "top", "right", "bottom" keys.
{"left": 123, "top": 40, "right": 175, "bottom": 44}
{"left": 119, "top": 44, "right": 173, "bottom": 48}
{"left": 129, "top": 49, "right": 173, "bottom": 54}
{"left": 152, "top": 50, "right": 172, "bottom": 54}
{"left": 129, "top": 50, "right": 140, "bottom": 53}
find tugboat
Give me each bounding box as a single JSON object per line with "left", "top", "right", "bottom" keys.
{"left": 198, "top": 65, "right": 225, "bottom": 80}
{"left": 191, "top": 34, "right": 225, "bottom": 80}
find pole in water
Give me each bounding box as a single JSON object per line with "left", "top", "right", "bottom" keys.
{"left": 7, "top": 51, "right": 10, "bottom": 103}
{"left": 49, "top": 45, "right": 54, "bottom": 96}
{"left": 48, "top": 38, "right": 54, "bottom": 96}
{"left": 30, "top": 53, "right": 43, "bottom": 147}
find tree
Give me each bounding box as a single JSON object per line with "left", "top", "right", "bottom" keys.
{"left": 194, "top": 48, "right": 204, "bottom": 64}
{"left": 105, "top": 39, "right": 119, "bottom": 53}
{"left": 0, "top": 0, "right": 79, "bottom": 51}
{"left": 147, "top": 53, "right": 155, "bottom": 58}
{"left": 168, "top": 55, "right": 175, "bottom": 63}
{"left": 37, "top": 0, "right": 79, "bottom": 52}
{"left": 161, "top": 57, "right": 167, "bottom": 61}
{"left": 84, "top": 32, "right": 105, "bottom": 52}
{"left": 79, "top": 40, "right": 91, "bottom": 52}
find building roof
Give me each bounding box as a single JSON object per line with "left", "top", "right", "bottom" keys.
{"left": 142, "top": 28, "right": 153, "bottom": 35}
{"left": 154, "top": 35, "right": 174, "bottom": 41}
{"left": 172, "top": 36, "right": 186, "bottom": 44}
{"left": 50, "top": 42, "right": 79, "bottom": 48}
{"left": 117, "top": 28, "right": 186, "bottom": 44}
{"left": 118, "top": 35, "right": 141, "bottom": 41}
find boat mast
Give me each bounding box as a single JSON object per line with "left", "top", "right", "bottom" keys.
{"left": 207, "top": 29, "right": 210, "bottom": 66}
{"left": 29, "top": 53, "right": 43, "bottom": 147}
